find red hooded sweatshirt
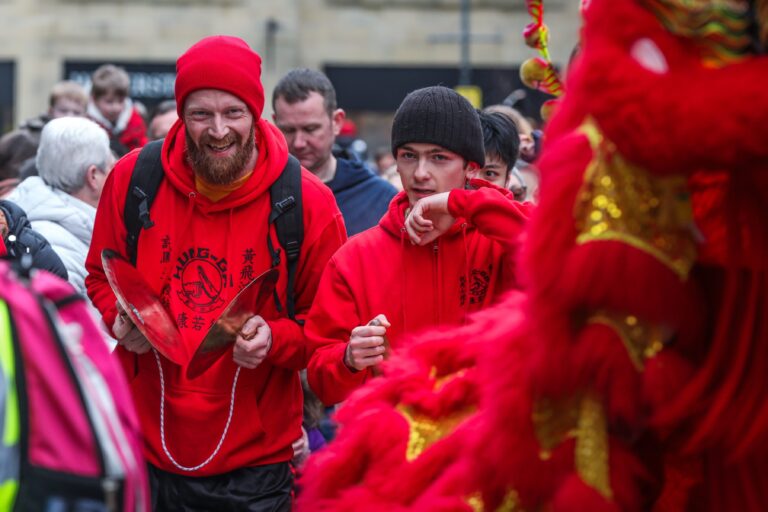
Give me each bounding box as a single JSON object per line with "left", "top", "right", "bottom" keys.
{"left": 306, "top": 180, "right": 530, "bottom": 405}
{"left": 85, "top": 117, "right": 346, "bottom": 476}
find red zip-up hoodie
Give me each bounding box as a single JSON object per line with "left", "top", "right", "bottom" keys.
{"left": 306, "top": 180, "right": 531, "bottom": 405}
{"left": 85, "top": 118, "right": 346, "bottom": 476}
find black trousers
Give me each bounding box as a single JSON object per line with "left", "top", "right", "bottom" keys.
{"left": 148, "top": 462, "right": 293, "bottom": 511}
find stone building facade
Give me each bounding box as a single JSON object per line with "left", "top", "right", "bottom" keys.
{"left": 0, "top": 0, "right": 580, "bottom": 148}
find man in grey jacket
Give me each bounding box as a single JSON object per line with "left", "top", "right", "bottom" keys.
{"left": 9, "top": 117, "right": 114, "bottom": 295}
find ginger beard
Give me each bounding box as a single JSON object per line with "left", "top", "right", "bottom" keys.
{"left": 186, "top": 123, "right": 255, "bottom": 184}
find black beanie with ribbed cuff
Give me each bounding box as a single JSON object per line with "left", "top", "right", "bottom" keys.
{"left": 391, "top": 86, "right": 485, "bottom": 167}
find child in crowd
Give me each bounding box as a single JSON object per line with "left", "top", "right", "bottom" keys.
{"left": 87, "top": 64, "right": 148, "bottom": 155}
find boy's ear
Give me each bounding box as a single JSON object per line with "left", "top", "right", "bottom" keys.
{"left": 464, "top": 161, "right": 480, "bottom": 181}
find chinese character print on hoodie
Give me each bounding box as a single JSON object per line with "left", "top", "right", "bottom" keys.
{"left": 306, "top": 180, "right": 531, "bottom": 406}
{"left": 85, "top": 36, "right": 346, "bottom": 477}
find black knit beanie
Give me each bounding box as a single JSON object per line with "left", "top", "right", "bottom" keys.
{"left": 391, "top": 86, "right": 485, "bottom": 167}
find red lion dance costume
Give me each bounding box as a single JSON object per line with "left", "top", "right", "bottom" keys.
{"left": 298, "top": 0, "right": 768, "bottom": 510}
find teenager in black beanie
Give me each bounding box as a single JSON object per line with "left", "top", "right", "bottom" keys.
{"left": 304, "top": 85, "right": 532, "bottom": 406}
{"left": 391, "top": 86, "right": 485, "bottom": 169}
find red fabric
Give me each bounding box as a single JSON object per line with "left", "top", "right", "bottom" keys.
{"left": 174, "top": 35, "right": 265, "bottom": 119}
{"left": 0, "top": 235, "right": 6, "bottom": 257}
{"left": 117, "top": 107, "right": 148, "bottom": 152}
{"left": 84, "top": 117, "right": 347, "bottom": 476}
{"left": 468, "top": 0, "right": 768, "bottom": 507}
{"left": 339, "top": 119, "right": 357, "bottom": 137}
{"left": 305, "top": 183, "right": 529, "bottom": 405}
{"left": 298, "top": 0, "right": 768, "bottom": 508}
{"left": 298, "top": 305, "right": 496, "bottom": 511}
{"left": 577, "top": 0, "right": 768, "bottom": 175}
{"left": 572, "top": 0, "right": 768, "bottom": 493}
{"left": 90, "top": 105, "right": 148, "bottom": 153}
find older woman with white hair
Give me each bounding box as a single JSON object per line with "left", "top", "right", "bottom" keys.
{"left": 9, "top": 116, "right": 115, "bottom": 295}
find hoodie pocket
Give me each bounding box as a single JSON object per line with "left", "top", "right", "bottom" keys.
{"left": 156, "top": 365, "right": 265, "bottom": 471}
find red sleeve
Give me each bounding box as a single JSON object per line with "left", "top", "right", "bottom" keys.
{"left": 305, "top": 255, "right": 369, "bottom": 406}
{"left": 265, "top": 184, "right": 348, "bottom": 371}
{"left": 85, "top": 150, "right": 141, "bottom": 335}
{"left": 447, "top": 183, "right": 529, "bottom": 252}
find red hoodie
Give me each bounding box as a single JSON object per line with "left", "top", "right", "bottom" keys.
{"left": 85, "top": 117, "right": 346, "bottom": 476}
{"left": 116, "top": 107, "right": 149, "bottom": 152}
{"left": 306, "top": 180, "right": 530, "bottom": 405}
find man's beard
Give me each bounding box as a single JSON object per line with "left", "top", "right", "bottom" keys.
{"left": 186, "top": 123, "right": 255, "bottom": 185}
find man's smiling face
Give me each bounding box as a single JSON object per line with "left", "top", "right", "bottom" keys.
{"left": 184, "top": 88, "right": 255, "bottom": 184}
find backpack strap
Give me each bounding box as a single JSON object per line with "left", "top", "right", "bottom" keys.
{"left": 123, "top": 143, "right": 305, "bottom": 322}
{"left": 124, "top": 140, "right": 164, "bottom": 266}
{"left": 268, "top": 155, "right": 303, "bottom": 322}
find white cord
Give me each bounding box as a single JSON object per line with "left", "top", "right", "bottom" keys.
{"left": 153, "top": 349, "right": 240, "bottom": 472}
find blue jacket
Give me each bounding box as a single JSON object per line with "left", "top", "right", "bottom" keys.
{"left": 327, "top": 158, "right": 397, "bottom": 236}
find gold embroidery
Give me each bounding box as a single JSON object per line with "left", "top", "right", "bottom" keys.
{"left": 574, "top": 120, "right": 697, "bottom": 280}
{"left": 466, "top": 493, "right": 484, "bottom": 512}
{"left": 397, "top": 404, "right": 475, "bottom": 462}
{"left": 497, "top": 490, "right": 523, "bottom": 512}
{"left": 434, "top": 368, "right": 467, "bottom": 391}
{"left": 575, "top": 395, "right": 612, "bottom": 499}
{"left": 532, "top": 394, "right": 612, "bottom": 499}
{"left": 465, "top": 490, "right": 523, "bottom": 512}
{"left": 588, "top": 312, "right": 668, "bottom": 371}
{"left": 532, "top": 397, "right": 579, "bottom": 460}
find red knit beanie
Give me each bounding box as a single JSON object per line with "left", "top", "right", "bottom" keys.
{"left": 175, "top": 35, "right": 264, "bottom": 120}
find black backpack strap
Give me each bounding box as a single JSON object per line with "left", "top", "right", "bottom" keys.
{"left": 124, "top": 140, "right": 164, "bottom": 265}
{"left": 268, "top": 155, "right": 304, "bottom": 322}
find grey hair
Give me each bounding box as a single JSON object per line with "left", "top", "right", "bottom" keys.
{"left": 36, "top": 117, "right": 112, "bottom": 193}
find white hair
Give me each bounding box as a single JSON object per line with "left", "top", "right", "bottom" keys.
{"left": 36, "top": 117, "right": 112, "bottom": 193}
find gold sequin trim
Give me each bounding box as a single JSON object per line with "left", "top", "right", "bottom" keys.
{"left": 465, "top": 490, "right": 523, "bottom": 512}
{"left": 497, "top": 491, "right": 522, "bottom": 512}
{"left": 532, "top": 397, "right": 579, "bottom": 460}
{"left": 575, "top": 394, "right": 613, "bottom": 499}
{"left": 588, "top": 312, "right": 668, "bottom": 371}
{"left": 532, "top": 394, "right": 613, "bottom": 499}
{"left": 574, "top": 119, "right": 697, "bottom": 280}
{"left": 466, "top": 493, "right": 485, "bottom": 512}
{"left": 434, "top": 368, "right": 468, "bottom": 391}
{"left": 397, "top": 404, "right": 475, "bottom": 462}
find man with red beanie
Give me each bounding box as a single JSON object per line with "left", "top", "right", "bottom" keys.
{"left": 305, "top": 86, "right": 531, "bottom": 406}
{"left": 85, "top": 35, "right": 346, "bottom": 510}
